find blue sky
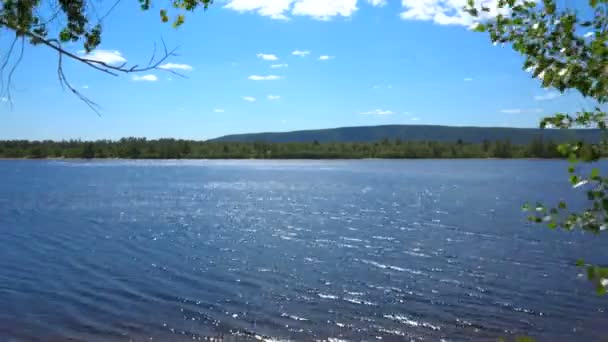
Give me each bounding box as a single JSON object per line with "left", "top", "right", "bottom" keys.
{"left": 0, "top": 0, "right": 595, "bottom": 140}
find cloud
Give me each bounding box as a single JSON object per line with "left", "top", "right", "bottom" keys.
{"left": 292, "top": 0, "right": 358, "bottom": 20}
{"left": 319, "top": 55, "right": 335, "bottom": 60}
{"left": 534, "top": 91, "right": 560, "bottom": 101}
{"left": 79, "top": 49, "right": 126, "bottom": 65}
{"left": 159, "top": 63, "right": 193, "bottom": 71}
{"left": 361, "top": 109, "right": 394, "bottom": 116}
{"left": 372, "top": 84, "right": 393, "bottom": 89}
{"left": 367, "top": 0, "right": 387, "bottom": 6}
{"left": 224, "top": 0, "right": 292, "bottom": 20}
{"left": 271, "top": 63, "right": 289, "bottom": 68}
{"left": 464, "top": 77, "right": 473, "bottom": 82}
{"left": 82, "top": 85, "right": 89, "bottom": 89}
{"left": 500, "top": 108, "right": 544, "bottom": 114}
{"left": 224, "top": 0, "right": 358, "bottom": 20}
{"left": 0, "top": 96, "right": 7, "bottom": 102}
{"left": 214, "top": 108, "right": 225, "bottom": 113}
{"left": 411, "top": 117, "right": 420, "bottom": 121}
{"left": 243, "top": 96, "right": 257, "bottom": 102}
{"left": 292, "top": 50, "right": 311, "bottom": 57}
{"left": 249, "top": 75, "right": 281, "bottom": 81}
{"left": 132, "top": 74, "right": 158, "bottom": 82}
{"left": 268, "top": 95, "right": 281, "bottom": 100}
{"left": 400, "top": 0, "right": 515, "bottom": 26}
{"left": 257, "top": 53, "right": 279, "bottom": 61}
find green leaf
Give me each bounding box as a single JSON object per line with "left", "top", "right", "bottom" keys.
{"left": 160, "top": 9, "right": 169, "bottom": 23}
{"left": 576, "top": 259, "right": 585, "bottom": 267}
{"left": 473, "top": 23, "right": 487, "bottom": 32}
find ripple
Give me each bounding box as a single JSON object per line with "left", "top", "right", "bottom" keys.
{"left": 383, "top": 314, "right": 441, "bottom": 331}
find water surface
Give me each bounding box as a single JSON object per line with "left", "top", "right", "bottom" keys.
{"left": 0, "top": 160, "right": 606, "bottom": 341}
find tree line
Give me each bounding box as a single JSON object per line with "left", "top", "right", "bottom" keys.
{"left": 0, "top": 137, "right": 596, "bottom": 159}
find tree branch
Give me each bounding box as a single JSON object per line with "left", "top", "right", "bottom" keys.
{"left": 0, "top": 17, "right": 186, "bottom": 113}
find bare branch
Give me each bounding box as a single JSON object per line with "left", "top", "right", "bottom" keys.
{"left": 0, "top": 15, "right": 185, "bottom": 113}
{"left": 98, "top": 0, "right": 123, "bottom": 22}
{"left": 147, "top": 41, "right": 157, "bottom": 67}
{"left": 57, "top": 51, "right": 102, "bottom": 116}
{"left": 0, "top": 18, "right": 180, "bottom": 76}
{"left": 5, "top": 37, "right": 25, "bottom": 107}
{"left": 0, "top": 36, "right": 19, "bottom": 100}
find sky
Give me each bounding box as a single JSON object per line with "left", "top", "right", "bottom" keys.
{"left": 0, "top": 0, "right": 597, "bottom": 140}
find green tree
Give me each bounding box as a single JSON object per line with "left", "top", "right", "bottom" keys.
{"left": 468, "top": 0, "right": 608, "bottom": 294}
{"left": 81, "top": 142, "right": 95, "bottom": 159}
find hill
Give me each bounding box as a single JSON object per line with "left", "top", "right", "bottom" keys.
{"left": 209, "top": 125, "right": 602, "bottom": 144}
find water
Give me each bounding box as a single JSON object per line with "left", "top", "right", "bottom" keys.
{"left": 0, "top": 159, "right": 606, "bottom": 341}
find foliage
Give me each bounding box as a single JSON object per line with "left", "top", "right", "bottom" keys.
{"left": 467, "top": 0, "right": 608, "bottom": 294}
{"left": 0, "top": 137, "right": 584, "bottom": 160}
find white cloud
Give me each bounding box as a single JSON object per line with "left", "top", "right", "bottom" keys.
{"left": 500, "top": 108, "right": 543, "bottom": 114}
{"left": 257, "top": 53, "right": 279, "bottom": 61}
{"left": 132, "top": 74, "right": 158, "bottom": 82}
{"left": 249, "top": 75, "right": 281, "bottom": 81}
{"left": 224, "top": 0, "right": 292, "bottom": 20}
{"left": 82, "top": 85, "right": 89, "bottom": 89}
{"left": 319, "top": 55, "right": 335, "bottom": 60}
{"left": 243, "top": 96, "right": 257, "bottom": 102}
{"left": 292, "top": 50, "right": 310, "bottom": 57}
{"left": 268, "top": 95, "right": 281, "bottom": 100}
{"left": 271, "top": 63, "right": 289, "bottom": 68}
{"left": 79, "top": 49, "right": 126, "bottom": 65}
{"left": 214, "top": 108, "right": 225, "bottom": 113}
{"left": 0, "top": 96, "right": 7, "bottom": 102}
{"left": 361, "top": 109, "right": 394, "bottom": 116}
{"left": 534, "top": 91, "right": 560, "bottom": 101}
{"left": 292, "top": 0, "right": 358, "bottom": 20}
{"left": 367, "top": 0, "right": 387, "bottom": 7}
{"left": 373, "top": 84, "right": 393, "bottom": 89}
{"left": 411, "top": 117, "right": 420, "bottom": 121}
{"left": 400, "top": 0, "right": 517, "bottom": 26}
{"left": 224, "top": 0, "right": 358, "bottom": 20}
{"left": 464, "top": 77, "right": 473, "bottom": 82}
{"left": 584, "top": 31, "right": 594, "bottom": 38}
{"left": 159, "top": 63, "right": 193, "bottom": 71}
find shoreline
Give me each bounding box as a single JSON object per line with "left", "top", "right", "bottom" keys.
{"left": 0, "top": 157, "right": 570, "bottom": 161}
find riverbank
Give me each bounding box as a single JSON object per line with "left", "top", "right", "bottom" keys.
{"left": 0, "top": 138, "right": 568, "bottom": 160}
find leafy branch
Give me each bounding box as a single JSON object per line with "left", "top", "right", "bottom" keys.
{"left": 0, "top": 0, "right": 214, "bottom": 111}
{"left": 468, "top": 0, "right": 608, "bottom": 295}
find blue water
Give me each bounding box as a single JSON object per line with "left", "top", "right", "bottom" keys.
{"left": 0, "top": 159, "right": 606, "bottom": 341}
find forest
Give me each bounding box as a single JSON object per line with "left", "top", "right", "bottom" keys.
{"left": 0, "top": 137, "right": 592, "bottom": 159}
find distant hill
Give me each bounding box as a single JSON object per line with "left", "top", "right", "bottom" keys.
{"left": 209, "top": 125, "right": 602, "bottom": 145}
